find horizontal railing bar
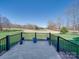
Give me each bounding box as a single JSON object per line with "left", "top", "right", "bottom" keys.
{"left": 0, "top": 37, "right": 6, "bottom": 41}
{"left": 23, "top": 32, "right": 50, "bottom": 34}
{"left": 0, "top": 33, "right": 21, "bottom": 41}
{"left": 9, "top": 33, "right": 21, "bottom": 37}
{"left": 59, "top": 36, "right": 79, "bottom": 47}
{"left": 51, "top": 34, "right": 79, "bottom": 47}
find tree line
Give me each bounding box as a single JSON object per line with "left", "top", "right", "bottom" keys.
{"left": 0, "top": 0, "right": 79, "bottom": 31}
{"left": 0, "top": 16, "right": 11, "bottom": 31}
{"left": 48, "top": 0, "right": 79, "bottom": 32}
{"left": 0, "top": 15, "right": 44, "bottom": 31}
{"left": 65, "top": 0, "right": 79, "bottom": 32}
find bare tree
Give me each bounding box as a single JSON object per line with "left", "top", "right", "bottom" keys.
{"left": 23, "top": 24, "right": 39, "bottom": 30}
{"left": 65, "top": 0, "right": 79, "bottom": 32}
{"left": 48, "top": 20, "right": 57, "bottom": 30}
{"left": 0, "top": 15, "right": 11, "bottom": 31}
{"left": 0, "top": 16, "right": 2, "bottom": 31}
{"left": 56, "top": 17, "right": 61, "bottom": 31}
{"left": 3, "top": 17, "right": 11, "bottom": 29}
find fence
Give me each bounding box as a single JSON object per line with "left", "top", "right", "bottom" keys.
{"left": 22, "top": 32, "right": 79, "bottom": 59}
{"left": 0, "top": 33, "right": 21, "bottom": 55}
{"left": 0, "top": 32, "right": 50, "bottom": 55}
{"left": 23, "top": 32, "right": 49, "bottom": 41}
{"left": 0, "top": 37, "right": 6, "bottom": 55}
{"left": 23, "top": 32, "right": 35, "bottom": 41}
{"left": 0, "top": 32, "right": 79, "bottom": 59}
{"left": 51, "top": 34, "right": 79, "bottom": 59}
{"left": 9, "top": 33, "right": 21, "bottom": 47}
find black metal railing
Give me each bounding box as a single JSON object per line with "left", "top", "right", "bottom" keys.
{"left": 51, "top": 34, "right": 79, "bottom": 59}
{"left": 59, "top": 37, "right": 79, "bottom": 59}
{"left": 0, "top": 33, "right": 21, "bottom": 55}
{"left": 51, "top": 34, "right": 58, "bottom": 47}
{"left": 36, "top": 33, "right": 49, "bottom": 40}
{"left": 0, "top": 32, "right": 79, "bottom": 59}
{"left": 23, "top": 32, "right": 49, "bottom": 41}
{"left": 23, "top": 32, "right": 35, "bottom": 41}
{"left": 9, "top": 33, "right": 21, "bottom": 47}
{"left": 0, "top": 37, "right": 6, "bottom": 55}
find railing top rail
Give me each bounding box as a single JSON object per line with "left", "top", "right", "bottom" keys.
{"left": 23, "top": 32, "right": 50, "bottom": 34}
{"left": 0, "top": 33, "right": 21, "bottom": 41}
{"left": 51, "top": 34, "right": 79, "bottom": 47}
{"left": 51, "top": 34, "right": 58, "bottom": 37}
{"left": 0, "top": 37, "right": 6, "bottom": 41}
{"left": 59, "top": 36, "right": 79, "bottom": 47}
{"left": 9, "top": 33, "right": 21, "bottom": 37}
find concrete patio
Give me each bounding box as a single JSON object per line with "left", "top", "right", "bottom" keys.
{"left": 0, "top": 41, "right": 61, "bottom": 59}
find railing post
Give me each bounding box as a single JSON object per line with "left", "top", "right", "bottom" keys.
{"left": 35, "top": 32, "right": 37, "bottom": 39}
{"left": 57, "top": 36, "right": 60, "bottom": 52}
{"left": 20, "top": 32, "right": 23, "bottom": 45}
{"left": 76, "top": 47, "right": 79, "bottom": 59}
{"left": 6, "top": 35, "right": 10, "bottom": 51}
{"left": 21, "top": 32, "right": 23, "bottom": 39}
{"left": 33, "top": 37, "right": 37, "bottom": 43}
{"left": 48, "top": 33, "right": 52, "bottom": 45}
{"left": 32, "top": 32, "right": 37, "bottom": 43}
{"left": 49, "top": 33, "right": 51, "bottom": 40}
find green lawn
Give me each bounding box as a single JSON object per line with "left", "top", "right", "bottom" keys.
{"left": 51, "top": 33, "right": 79, "bottom": 55}
{"left": 0, "top": 31, "right": 21, "bottom": 39}
{"left": 53, "top": 33, "right": 79, "bottom": 45}
{"left": 0, "top": 32, "right": 49, "bottom": 53}
{"left": 0, "top": 31, "right": 79, "bottom": 55}
{"left": 23, "top": 33, "right": 49, "bottom": 40}
{"left": 0, "top": 31, "right": 21, "bottom": 53}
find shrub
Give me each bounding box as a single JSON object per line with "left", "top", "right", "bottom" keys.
{"left": 60, "top": 27, "right": 68, "bottom": 34}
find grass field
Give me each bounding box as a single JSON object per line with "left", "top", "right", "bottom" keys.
{"left": 23, "top": 33, "right": 49, "bottom": 40}
{"left": 0, "top": 31, "right": 22, "bottom": 52}
{"left": 0, "top": 31, "right": 21, "bottom": 39}
{"left": 0, "top": 32, "right": 50, "bottom": 53}
{"left": 0, "top": 31, "right": 79, "bottom": 56}
{"left": 51, "top": 33, "right": 79, "bottom": 56}
{"left": 54, "top": 33, "right": 79, "bottom": 45}
{"left": 0, "top": 31, "right": 79, "bottom": 44}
